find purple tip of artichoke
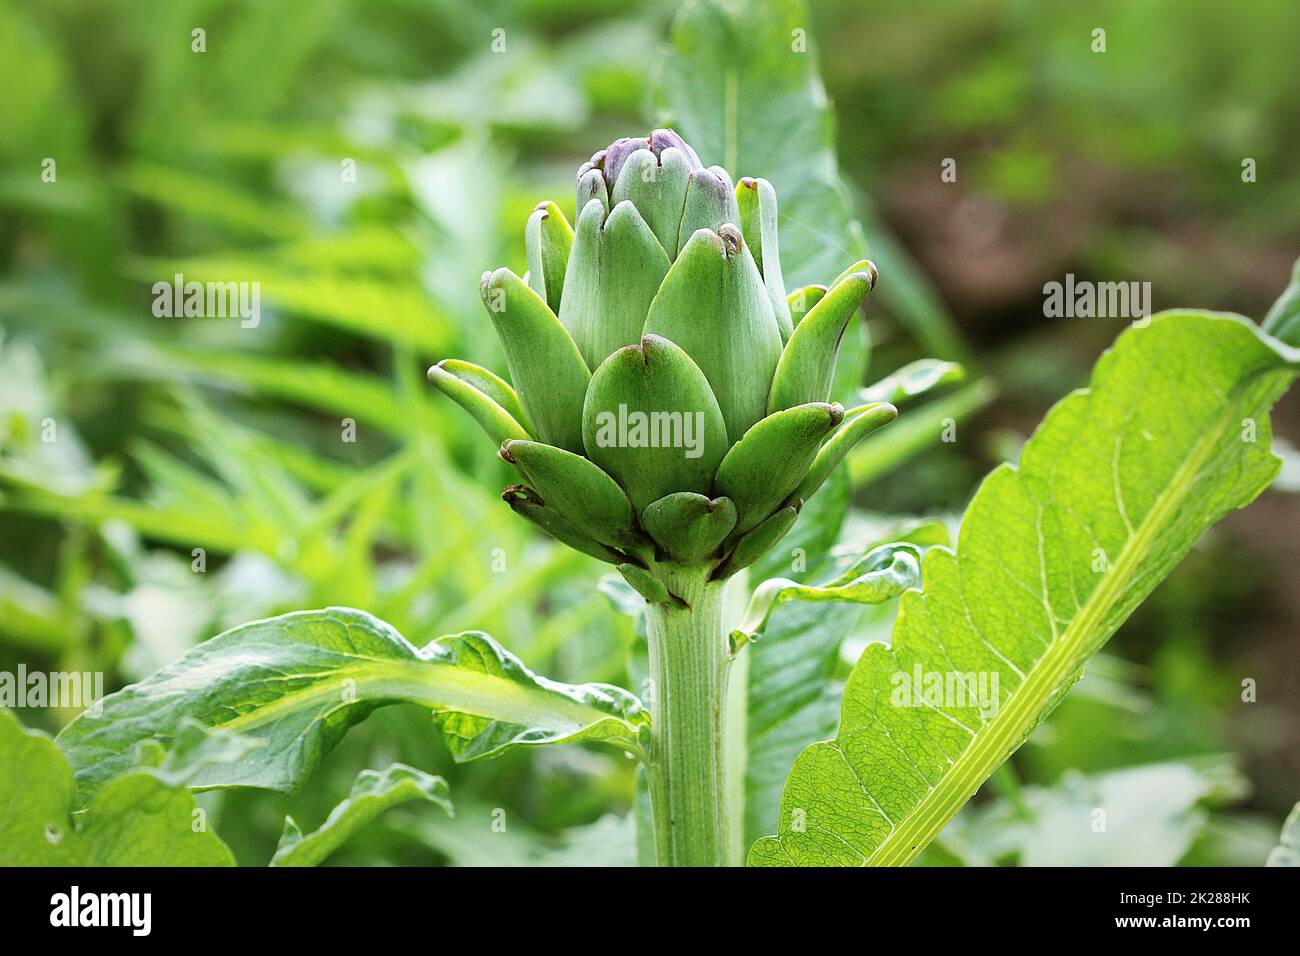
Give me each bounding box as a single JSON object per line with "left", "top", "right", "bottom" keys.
{"left": 648, "top": 129, "right": 703, "bottom": 168}
{"left": 582, "top": 128, "right": 703, "bottom": 191}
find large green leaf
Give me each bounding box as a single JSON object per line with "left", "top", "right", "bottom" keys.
{"left": 427, "top": 631, "right": 646, "bottom": 762}
{"left": 739, "top": 510, "right": 948, "bottom": 847}
{"left": 57, "top": 607, "right": 648, "bottom": 805}
{"left": 656, "top": 0, "right": 861, "bottom": 289}
{"left": 752, "top": 312, "right": 1300, "bottom": 865}
{"left": 271, "top": 763, "right": 453, "bottom": 867}
{"left": 741, "top": 598, "right": 858, "bottom": 848}
{"left": 655, "top": 0, "right": 970, "bottom": 362}
{"left": 0, "top": 710, "right": 237, "bottom": 865}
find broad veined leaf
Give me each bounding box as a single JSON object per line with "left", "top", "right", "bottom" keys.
{"left": 57, "top": 607, "right": 649, "bottom": 804}
{"left": 135, "top": 718, "right": 266, "bottom": 788}
{"left": 739, "top": 472, "right": 853, "bottom": 847}
{"left": 655, "top": 0, "right": 971, "bottom": 363}
{"left": 656, "top": 0, "right": 861, "bottom": 290}
{"left": 427, "top": 631, "right": 647, "bottom": 762}
{"left": 271, "top": 763, "right": 453, "bottom": 867}
{"left": 752, "top": 312, "right": 1300, "bottom": 866}
{"left": 740, "top": 512, "right": 949, "bottom": 846}
{"left": 0, "top": 710, "right": 238, "bottom": 865}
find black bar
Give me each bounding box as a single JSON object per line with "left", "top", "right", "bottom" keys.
{"left": 0, "top": 866, "right": 1286, "bottom": 941}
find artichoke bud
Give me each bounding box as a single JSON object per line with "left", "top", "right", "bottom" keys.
{"left": 641, "top": 492, "right": 738, "bottom": 563}
{"left": 582, "top": 334, "right": 728, "bottom": 514}
{"left": 500, "top": 439, "right": 643, "bottom": 551}
{"left": 676, "top": 166, "right": 741, "bottom": 256}
{"left": 610, "top": 147, "right": 694, "bottom": 258}
{"left": 737, "top": 177, "right": 794, "bottom": 341}
{"left": 647, "top": 128, "right": 703, "bottom": 168}
{"left": 427, "top": 359, "right": 531, "bottom": 447}
{"left": 767, "top": 260, "right": 877, "bottom": 413}
{"left": 576, "top": 165, "right": 609, "bottom": 217}
{"left": 644, "top": 224, "right": 782, "bottom": 443}
{"left": 431, "top": 129, "right": 901, "bottom": 579}
{"left": 479, "top": 267, "right": 589, "bottom": 454}
{"left": 713, "top": 401, "right": 843, "bottom": 535}
{"left": 591, "top": 129, "right": 703, "bottom": 193}
{"left": 525, "top": 201, "right": 573, "bottom": 314}
{"left": 715, "top": 502, "right": 802, "bottom": 579}
{"left": 559, "top": 198, "right": 671, "bottom": 370}
{"left": 793, "top": 401, "right": 897, "bottom": 502}
{"left": 598, "top": 139, "right": 644, "bottom": 192}
{"left": 502, "top": 485, "right": 627, "bottom": 566}
{"left": 788, "top": 284, "right": 828, "bottom": 325}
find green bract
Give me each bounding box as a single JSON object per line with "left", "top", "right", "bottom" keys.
{"left": 430, "top": 130, "right": 895, "bottom": 590}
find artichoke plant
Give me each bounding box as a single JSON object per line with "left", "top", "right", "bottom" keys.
{"left": 429, "top": 129, "right": 897, "bottom": 865}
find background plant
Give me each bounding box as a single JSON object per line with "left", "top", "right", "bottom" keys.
{"left": 2, "top": 0, "right": 1298, "bottom": 867}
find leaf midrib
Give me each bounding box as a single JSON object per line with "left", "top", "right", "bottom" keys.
{"left": 208, "top": 660, "right": 637, "bottom": 743}
{"left": 861, "top": 371, "right": 1275, "bottom": 867}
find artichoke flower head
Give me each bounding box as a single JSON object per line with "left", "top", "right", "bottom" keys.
{"left": 430, "top": 129, "right": 896, "bottom": 592}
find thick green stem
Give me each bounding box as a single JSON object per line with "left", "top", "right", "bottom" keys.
{"left": 644, "top": 565, "right": 734, "bottom": 866}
